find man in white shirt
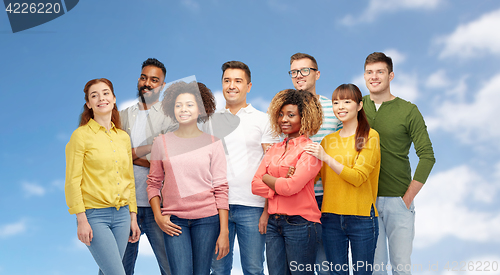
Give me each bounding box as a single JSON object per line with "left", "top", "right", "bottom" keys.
{"left": 120, "top": 58, "right": 177, "bottom": 275}
{"left": 208, "top": 61, "right": 279, "bottom": 275}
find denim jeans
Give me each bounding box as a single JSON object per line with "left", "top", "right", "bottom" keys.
{"left": 315, "top": 195, "right": 329, "bottom": 275}
{"left": 164, "top": 214, "right": 219, "bottom": 275}
{"left": 266, "top": 214, "right": 320, "bottom": 275}
{"left": 373, "top": 197, "right": 415, "bottom": 275}
{"left": 122, "top": 207, "right": 171, "bottom": 275}
{"left": 83, "top": 206, "right": 131, "bottom": 275}
{"left": 211, "top": 205, "right": 266, "bottom": 275}
{"left": 321, "top": 206, "right": 379, "bottom": 275}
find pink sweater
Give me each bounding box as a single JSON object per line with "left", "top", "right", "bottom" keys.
{"left": 252, "top": 135, "right": 322, "bottom": 223}
{"left": 147, "top": 132, "right": 229, "bottom": 219}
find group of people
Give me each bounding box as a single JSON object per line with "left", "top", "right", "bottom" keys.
{"left": 65, "top": 52, "right": 435, "bottom": 275}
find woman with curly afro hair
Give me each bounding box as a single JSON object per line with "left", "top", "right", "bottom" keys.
{"left": 252, "top": 89, "right": 323, "bottom": 275}
{"left": 147, "top": 81, "right": 230, "bottom": 274}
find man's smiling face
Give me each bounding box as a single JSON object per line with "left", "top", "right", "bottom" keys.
{"left": 290, "top": 58, "right": 320, "bottom": 93}
{"left": 137, "top": 65, "right": 165, "bottom": 103}
{"left": 364, "top": 62, "right": 394, "bottom": 95}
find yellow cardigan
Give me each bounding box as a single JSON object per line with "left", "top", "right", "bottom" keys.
{"left": 320, "top": 129, "right": 380, "bottom": 216}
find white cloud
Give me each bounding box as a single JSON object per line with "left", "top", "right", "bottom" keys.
{"left": 72, "top": 238, "right": 88, "bottom": 250}
{"left": 51, "top": 179, "right": 65, "bottom": 190}
{"left": 213, "top": 90, "right": 226, "bottom": 111}
{"left": 119, "top": 98, "right": 138, "bottom": 111}
{"left": 414, "top": 164, "right": 500, "bottom": 248}
{"left": 495, "top": 162, "right": 500, "bottom": 180}
{"left": 390, "top": 72, "right": 419, "bottom": 102}
{"left": 426, "top": 73, "right": 500, "bottom": 147}
{"left": 0, "top": 220, "right": 27, "bottom": 238}
{"left": 384, "top": 49, "right": 406, "bottom": 68}
{"left": 249, "top": 97, "right": 271, "bottom": 113}
{"left": 436, "top": 8, "right": 500, "bottom": 59}
{"left": 340, "top": 0, "right": 443, "bottom": 25}
{"left": 352, "top": 74, "right": 367, "bottom": 95}
{"left": 22, "top": 181, "right": 46, "bottom": 197}
{"left": 427, "top": 70, "right": 468, "bottom": 102}
{"left": 138, "top": 235, "right": 154, "bottom": 257}
{"left": 426, "top": 69, "right": 450, "bottom": 89}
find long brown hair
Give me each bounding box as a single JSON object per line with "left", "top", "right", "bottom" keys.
{"left": 332, "top": 84, "right": 370, "bottom": 152}
{"left": 79, "top": 78, "right": 121, "bottom": 129}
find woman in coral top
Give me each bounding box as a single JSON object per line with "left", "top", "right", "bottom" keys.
{"left": 252, "top": 89, "right": 323, "bottom": 275}
{"left": 65, "top": 78, "right": 140, "bottom": 275}
{"left": 305, "top": 84, "right": 381, "bottom": 275}
{"left": 147, "top": 81, "right": 229, "bottom": 275}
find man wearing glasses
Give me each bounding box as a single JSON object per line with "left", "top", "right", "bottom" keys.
{"left": 289, "top": 53, "right": 342, "bottom": 274}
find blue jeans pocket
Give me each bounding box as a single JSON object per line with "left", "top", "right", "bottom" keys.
{"left": 285, "top": 215, "right": 309, "bottom": 226}
{"left": 354, "top": 215, "right": 373, "bottom": 220}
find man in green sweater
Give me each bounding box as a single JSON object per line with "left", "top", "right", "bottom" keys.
{"left": 362, "top": 52, "right": 435, "bottom": 275}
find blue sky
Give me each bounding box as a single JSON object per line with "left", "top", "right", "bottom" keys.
{"left": 1, "top": 1, "right": 500, "bottom": 274}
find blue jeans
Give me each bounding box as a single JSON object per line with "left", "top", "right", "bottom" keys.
{"left": 83, "top": 206, "right": 131, "bottom": 275}
{"left": 266, "top": 214, "right": 320, "bottom": 275}
{"left": 373, "top": 197, "right": 415, "bottom": 275}
{"left": 321, "top": 206, "right": 379, "bottom": 275}
{"left": 122, "top": 207, "right": 171, "bottom": 275}
{"left": 315, "top": 195, "right": 329, "bottom": 275}
{"left": 211, "top": 205, "right": 266, "bottom": 275}
{"left": 165, "top": 214, "right": 220, "bottom": 275}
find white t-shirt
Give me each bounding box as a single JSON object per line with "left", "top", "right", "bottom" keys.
{"left": 203, "top": 104, "right": 279, "bottom": 207}
{"left": 130, "top": 110, "right": 151, "bottom": 207}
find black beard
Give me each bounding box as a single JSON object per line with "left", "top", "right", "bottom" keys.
{"left": 137, "top": 85, "right": 160, "bottom": 104}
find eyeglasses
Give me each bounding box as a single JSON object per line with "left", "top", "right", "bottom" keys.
{"left": 288, "top": 68, "right": 317, "bottom": 78}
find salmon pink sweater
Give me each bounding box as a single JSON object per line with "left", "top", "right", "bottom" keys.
{"left": 147, "top": 132, "right": 229, "bottom": 219}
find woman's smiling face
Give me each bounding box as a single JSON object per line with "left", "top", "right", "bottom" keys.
{"left": 174, "top": 93, "right": 200, "bottom": 125}
{"left": 86, "top": 82, "right": 116, "bottom": 116}
{"left": 279, "top": 104, "right": 301, "bottom": 138}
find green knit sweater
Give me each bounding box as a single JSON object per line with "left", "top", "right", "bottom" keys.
{"left": 362, "top": 96, "right": 435, "bottom": 197}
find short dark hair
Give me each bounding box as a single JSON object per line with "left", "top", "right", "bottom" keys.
{"left": 290, "top": 53, "right": 318, "bottom": 69}
{"left": 162, "top": 81, "right": 216, "bottom": 123}
{"left": 364, "top": 52, "right": 393, "bottom": 73}
{"left": 142, "top": 58, "right": 167, "bottom": 78}
{"left": 221, "top": 61, "right": 251, "bottom": 83}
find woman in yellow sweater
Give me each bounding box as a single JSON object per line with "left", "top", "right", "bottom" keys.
{"left": 65, "top": 78, "right": 140, "bottom": 275}
{"left": 305, "top": 84, "right": 380, "bottom": 275}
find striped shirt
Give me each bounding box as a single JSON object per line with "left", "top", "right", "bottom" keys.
{"left": 309, "top": 95, "right": 342, "bottom": 196}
